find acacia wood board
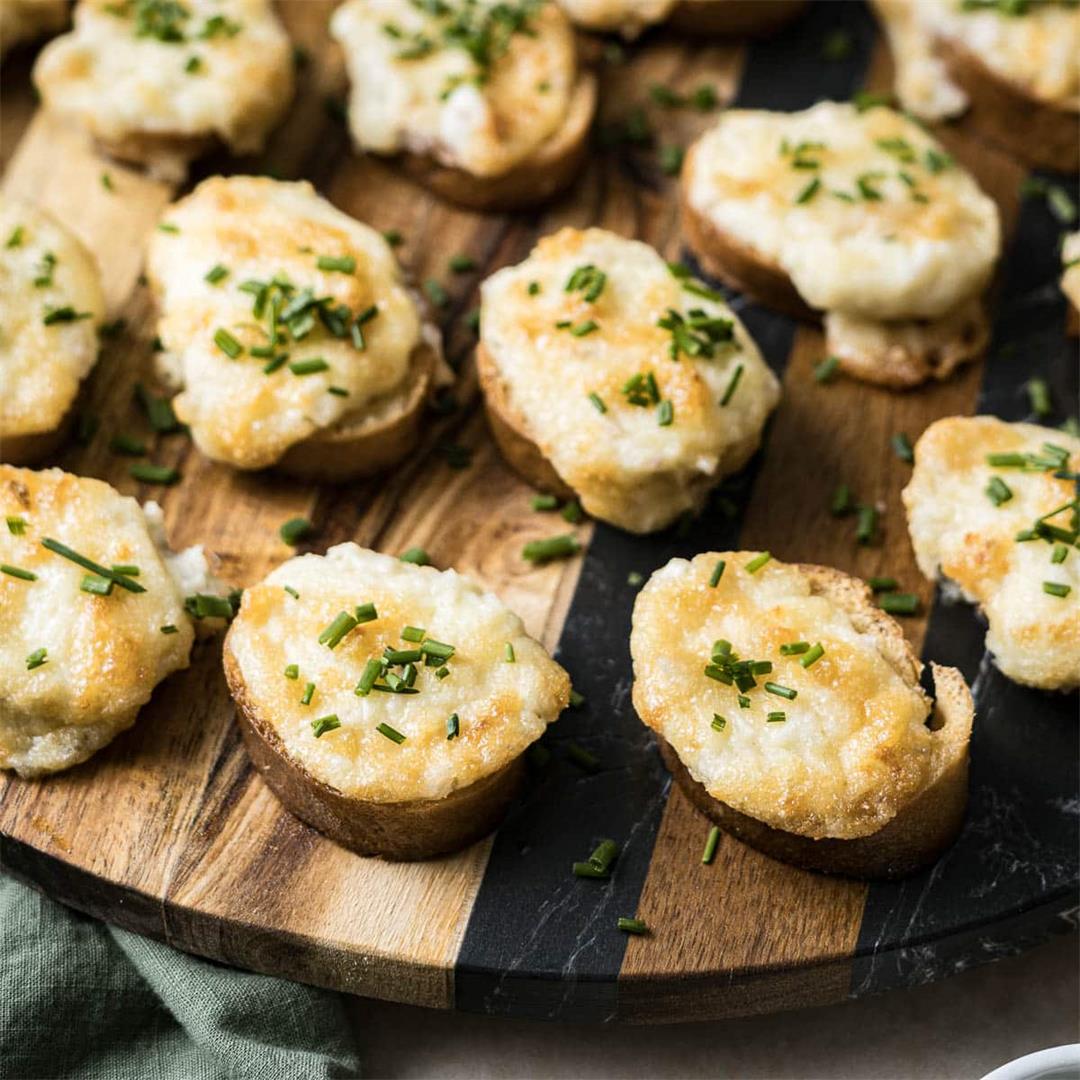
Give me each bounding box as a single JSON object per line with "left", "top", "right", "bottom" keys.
{"left": 0, "top": 0, "right": 1076, "bottom": 1023}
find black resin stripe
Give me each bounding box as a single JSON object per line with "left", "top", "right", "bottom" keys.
{"left": 454, "top": 0, "right": 876, "bottom": 1021}
{"left": 852, "top": 183, "right": 1080, "bottom": 996}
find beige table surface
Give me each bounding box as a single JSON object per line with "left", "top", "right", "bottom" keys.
{"left": 351, "top": 935, "right": 1078, "bottom": 1079}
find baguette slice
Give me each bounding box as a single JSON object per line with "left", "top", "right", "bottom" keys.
{"left": 636, "top": 562, "right": 974, "bottom": 879}
{"left": 667, "top": 0, "right": 806, "bottom": 37}
{"left": 934, "top": 35, "right": 1079, "bottom": 174}
{"left": 399, "top": 73, "right": 597, "bottom": 213}
{"left": 225, "top": 648, "right": 527, "bottom": 860}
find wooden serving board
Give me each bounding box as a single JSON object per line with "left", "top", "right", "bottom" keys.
{"left": 1, "top": 1, "right": 1076, "bottom": 1023}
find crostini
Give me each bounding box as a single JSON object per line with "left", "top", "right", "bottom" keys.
{"left": 1, "top": 199, "right": 105, "bottom": 465}
{"left": 682, "top": 100, "right": 1001, "bottom": 389}
{"left": 631, "top": 552, "right": 974, "bottom": 878}
{"left": 0, "top": 0, "right": 67, "bottom": 58}
{"left": 557, "top": 0, "right": 805, "bottom": 39}
{"left": 873, "top": 0, "right": 1079, "bottom": 173}
{"left": 33, "top": 0, "right": 294, "bottom": 180}
{"left": 903, "top": 416, "right": 1079, "bottom": 692}
{"left": 330, "top": 0, "right": 597, "bottom": 212}
{"left": 477, "top": 227, "right": 780, "bottom": 533}
{"left": 0, "top": 466, "right": 224, "bottom": 777}
{"left": 146, "top": 176, "right": 443, "bottom": 480}
{"left": 223, "top": 543, "right": 570, "bottom": 860}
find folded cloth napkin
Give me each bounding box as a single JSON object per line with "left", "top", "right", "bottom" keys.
{"left": 0, "top": 873, "right": 362, "bottom": 1079}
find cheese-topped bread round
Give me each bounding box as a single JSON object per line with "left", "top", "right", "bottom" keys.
{"left": 556, "top": 0, "right": 675, "bottom": 36}
{"left": 146, "top": 176, "right": 438, "bottom": 478}
{"left": 0, "top": 0, "right": 67, "bottom": 57}
{"left": 903, "top": 416, "right": 1080, "bottom": 692}
{"left": 631, "top": 553, "right": 974, "bottom": 878}
{"left": 1, "top": 199, "right": 105, "bottom": 465}
{"left": 224, "top": 543, "right": 570, "bottom": 859}
{"left": 872, "top": 0, "right": 1080, "bottom": 171}
{"left": 478, "top": 227, "right": 780, "bottom": 534}
{"left": 0, "top": 466, "right": 217, "bottom": 777}
{"left": 33, "top": 0, "right": 294, "bottom": 178}
{"left": 556, "top": 0, "right": 804, "bottom": 38}
{"left": 330, "top": 0, "right": 596, "bottom": 210}
{"left": 682, "top": 101, "right": 1001, "bottom": 387}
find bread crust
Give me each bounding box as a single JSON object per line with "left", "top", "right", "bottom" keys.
{"left": 93, "top": 132, "right": 213, "bottom": 184}
{"left": 275, "top": 339, "right": 439, "bottom": 483}
{"left": 935, "top": 34, "right": 1080, "bottom": 174}
{"left": 224, "top": 644, "right": 526, "bottom": 860}
{"left": 398, "top": 73, "right": 597, "bottom": 212}
{"left": 667, "top": 0, "right": 806, "bottom": 37}
{"left": 0, "top": 405, "right": 75, "bottom": 467}
{"left": 651, "top": 564, "right": 974, "bottom": 879}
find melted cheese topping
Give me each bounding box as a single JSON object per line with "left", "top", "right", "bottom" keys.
{"left": 480, "top": 228, "right": 780, "bottom": 533}
{"left": 0, "top": 467, "right": 196, "bottom": 777}
{"left": 33, "top": 0, "right": 293, "bottom": 156}
{"left": 0, "top": 0, "right": 67, "bottom": 57}
{"left": 146, "top": 176, "right": 424, "bottom": 470}
{"left": 330, "top": 0, "right": 579, "bottom": 178}
{"left": 685, "top": 101, "right": 1001, "bottom": 321}
{"left": 903, "top": 416, "right": 1080, "bottom": 691}
{"left": 1062, "top": 231, "right": 1080, "bottom": 311}
{"left": 555, "top": 0, "right": 675, "bottom": 36}
{"left": 0, "top": 199, "right": 105, "bottom": 441}
{"left": 225, "top": 544, "right": 570, "bottom": 803}
{"left": 631, "top": 553, "right": 940, "bottom": 839}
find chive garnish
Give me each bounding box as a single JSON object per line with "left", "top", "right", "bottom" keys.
{"left": 745, "top": 551, "right": 771, "bottom": 574}
{"left": 831, "top": 484, "right": 854, "bottom": 516}
{"left": 26, "top": 648, "right": 48, "bottom": 670}
{"left": 814, "top": 355, "right": 840, "bottom": 383}
{"left": 795, "top": 177, "right": 821, "bottom": 204}
{"left": 435, "top": 666, "right": 449, "bottom": 680}
{"left": 627, "top": 571, "right": 644, "bottom": 587}
{"left": 400, "top": 547, "right": 430, "bottom": 566}
{"left": 879, "top": 592, "right": 919, "bottom": 615}
{"left": 384, "top": 647, "right": 422, "bottom": 664}
{"left": 204, "top": 264, "right": 229, "bottom": 284}
{"left": 1, "top": 564, "right": 36, "bottom": 581}
{"left": 565, "top": 264, "right": 606, "bottom": 303}
{"left": 316, "top": 254, "right": 356, "bottom": 274}
{"left": 527, "top": 281, "right": 541, "bottom": 296}
{"left": 134, "top": 383, "right": 179, "bottom": 433}
{"left": 780, "top": 642, "right": 810, "bottom": 655}
{"left": 855, "top": 505, "right": 878, "bottom": 545}
{"left": 1027, "top": 378, "right": 1052, "bottom": 418}
{"left": 419, "top": 639, "right": 455, "bottom": 661}
{"left": 657, "top": 400, "right": 674, "bottom": 427}
{"left": 279, "top": 517, "right": 311, "bottom": 545}
{"left": 532, "top": 494, "right": 559, "bottom": 511}
{"left": 617, "top": 917, "right": 647, "bottom": 934}
{"left": 522, "top": 534, "right": 581, "bottom": 563}
{"left": 300, "top": 682, "right": 315, "bottom": 706}
{"left": 711, "top": 714, "right": 727, "bottom": 732}
{"left": 589, "top": 840, "right": 619, "bottom": 874}
{"left": 1052, "top": 544, "right": 1068, "bottom": 564}
{"left": 702, "top": 826, "right": 721, "bottom": 864}
{"left": 42, "top": 306, "right": 91, "bottom": 325}
{"left": 765, "top": 682, "right": 797, "bottom": 700}
{"left": 891, "top": 432, "right": 914, "bottom": 463}
{"left": 423, "top": 279, "right": 448, "bottom": 307}
{"left": 569, "top": 689, "right": 585, "bottom": 708}
{"left": 588, "top": 392, "right": 607, "bottom": 414}
{"left": 660, "top": 145, "right": 684, "bottom": 176}
{"left": 567, "top": 742, "right": 599, "bottom": 772}
{"left": 109, "top": 434, "right": 147, "bottom": 457}
{"left": 312, "top": 715, "right": 341, "bottom": 738}
{"left": 401, "top": 625, "right": 425, "bottom": 642}
{"left": 80, "top": 574, "right": 114, "bottom": 596}
{"left": 868, "top": 577, "right": 898, "bottom": 592}
{"left": 449, "top": 254, "right": 475, "bottom": 273}
{"left": 284, "top": 664, "right": 299, "bottom": 679}
{"left": 573, "top": 862, "right": 608, "bottom": 879}
{"left": 130, "top": 463, "right": 180, "bottom": 485}
{"left": 766, "top": 712, "right": 786, "bottom": 723}
{"left": 213, "top": 327, "right": 243, "bottom": 358}
{"left": 504, "top": 642, "right": 515, "bottom": 662}
{"left": 284, "top": 585, "right": 300, "bottom": 599}
{"left": 985, "top": 476, "right": 1013, "bottom": 507}
{"left": 1043, "top": 582, "right": 1071, "bottom": 598}
{"left": 355, "top": 658, "right": 383, "bottom": 697}
{"left": 383, "top": 229, "right": 403, "bottom": 247}
{"left": 161, "top": 625, "right": 179, "bottom": 634}
{"left": 41, "top": 538, "right": 145, "bottom": 592}
{"left": 319, "top": 611, "right": 358, "bottom": 650}
{"left": 737, "top": 694, "right": 751, "bottom": 708}
{"left": 289, "top": 358, "right": 329, "bottom": 376}
{"left": 720, "top": 364, "right": 744, "bottom": 407}
{"left": 446, "top": 713, "right": 460, "bottom": 740}
{"left": 377, "top": 722, "right": 406, "bottom": 744}
{"left": 6, "top": 226, "right": 24, "bottom": 248}
{"left": 6, "top": 517, "right": 27, "bottom": 535}
{"left": 184, "top": 593, "right": 234, "bottom": 619}
{"left": 566, "top": 319, "right": 599, "bottom": 337}
{"left": 709, "top": 560, "right": 726, "bottom": 587}
{"left": 561, "top": 500, "right": 583, "bottom": 524}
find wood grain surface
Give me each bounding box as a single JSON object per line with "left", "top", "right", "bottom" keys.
{"left": 0, "top": 0, "right": 1074, "bottom": 1023}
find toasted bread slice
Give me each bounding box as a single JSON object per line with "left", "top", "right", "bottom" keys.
{"left": 935, "top": 36, "right": 1079, "bottom": 174}
{"left": 667, "top": 0, "right": 806, "bottom": 37}
{"left": 632, "top": 557, "right": 974, "bottom": 879}
{"left": 399, "top": 73, "right": 597, "bottom": 213}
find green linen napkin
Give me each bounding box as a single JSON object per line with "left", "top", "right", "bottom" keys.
{"left": 0, "top": 874, "right": 362, "bottom": 1079}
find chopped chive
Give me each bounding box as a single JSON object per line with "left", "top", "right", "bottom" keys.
{"left": 284, "top": 585, "right": 300, "bottom": 599}
{"left": 986, "top": 452, "right": 1028, "bottom": 468}
{"left": 720, "top": 364, "right": 744, "bottom": 406}
{"left": 284, "top": 664, "right": 299, "bottom": 679}
{"left": 766, "top": 711, "right": 786, "bottom": 723}
{"left": 814, "top": 355, "right": 840, "bottom": 383}
{"left": 204, "top": 264, "right": 229, "bottom": 284}
{"left": 448, "top": 254, "right": 475, "bottom": 273}
{"left": 569, "top": 688, "right": 585, "bottom": 708}
{"left": 709, "top": 560, "right": 726, "bottom": 587}
{"left": 588, "top": 392, "right": 607, "bottom": 414}
{"left": 1027, "top": 378, "right": 1052, "bottom": 418}
{"left": 134, "top": 383, "right": 179, "bottom": 433}
{"left": 702, "top": 826, "right": 721, "bottom": 865}
{"left": 568, "top": 319, "right": 599, "bottom": 337}
{"left": 6, "top": 517, "right": 27, "bottom": 535}
{"left": 523, "top": 534, "right": 581, "bottom": 563}
{"left": 1, "top": 564, "right": 36, "bottom": 581}
{"left": 355, "top": 658, "right": 383, "bottom": 696}
{"left": 985, "top": 476, "right": 1013, "bottom": 507}
{"left": 879, "top": 592, "right": 919, "bottom": 615}
{"left": 318, "top": 611, "right": 358, "bottom": 650}
{"left": 464, "top": 308, "right": 480, "bottom": 333}
{"left": 262, "top": 354, "right": 288, "bottom": 375}
{"left": 435, "top": 666, "right": 450, "bottom": 680}
{"left": 41, "top": 538, "right": 145, "bottom": 592}
{"left": 312, "top": 714, "right": 341, "bottom": 738}
{"left": 617, "top": 917, "right": 648, "bottom": 934}
{"left": 567, "top": 741, "right": 599, "bottom": 772}
{"left": 384, "top": 646, "right": 423, "bottom": 664}
{"left": 585, "top": 840, "right": 619, "bottom": 877}
{"left": 402, "top": 625, "right": 426, "bottom": 642}
{"left": 80, "top": 573, "right": 114, "bottom": 596}
{"left": 795, "top": 176, "right": 821, "bottom": 204}
{"left": 42, "top": 306, "right": 91, "bottom": 325}
{"left": 423, "top": 279, "right": 448, "bottom": 307}
{"left": 289, "top": 358, "right": 329, "bottom": 376}
{"left": 26, "top": 648, "right": 48, "bottom": 670}
{"left": 377, "top": 722, "right": 406, "bottom": 744}
{"left": 400, "top": 547, "right": 430, "bottom": 566}
{"left": 711, "top": 714, "right": 727, "bottom": 732}
{"left": 1052, "top": 543, "right": 1068, "bottom": 564}
{"left": 100, "top": 171, "right": 115, "bottom": 191}
{"left": 627, "top": 571, "right": 644, "bottom": 587}
{"left": 300, "top": 682, "right": 316, "bottom": 705}
{"left": 1043, "top": 582, "right": 1071, "bottom": 598}
{"left": 891, "top": 432, "right": 914, "bottom": 463}
{"left": 130, "top": 463, "right": 180, "bottom": 485}
{"left": 279, "top": 517, "right": 311, "bottom": 545}
{"left": 157, "top": 222, "right": 179, "bottom": 234}
{"left": 868, "top": 576, "right": 898, "bottom": 592}
{"left": 780, "top": 641, "right": 810, "bottom": 655}
{"left": 419, "top": 639, "right": 455, "bottom": 661}
{"left": 316, "top": 254, "right": 356, "bottom": 274}
{"left": 745, "top": 551, "right": 771, "bottom": 574}
{"left": 184, "top": 593, "right": 234, "bottom": 619}
{"left": 573, "top": 862, "right": 608, "bottom": 879}
{"left": 160, "top": 624, "right": 179, "bottom": 634}
{"left": 382, "top": 229, "right": 403, "bottom": 247}
{"left": 446, "top": 713, "right": 460, "bottom": 740}
{"left": 561, "top": 500, "right": 584, "bottom": 525}
{"left": 831, "top": 483, "right": 854, "bottom": 516}
{"left": 504, "top": 642, "right": 515, "bottom": 662}
{"left": 109, "top": 434, "right": 147, "bottom": 457}
{"left": 531, "top": 494, "right": 559, "bottom": 511}
{"left": 855, "top": 504, "right": 878, "bottom": 545}
{"left": 6, "top": 226, "right": 24, "bottom": 248}
{"left": 765, "top": 682, "right": 797, "bottom": 700}
{"left": 737, "top": 694, "right": 751, "bottom": 708}
{"left": 657, "top": 399, "right": 674, "bottom": 427}
{"left": 660, "top": 144, "right": 684, "bottom": 176}
{"left": 213, "top": 327, "right": 243, "bottom": 358}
